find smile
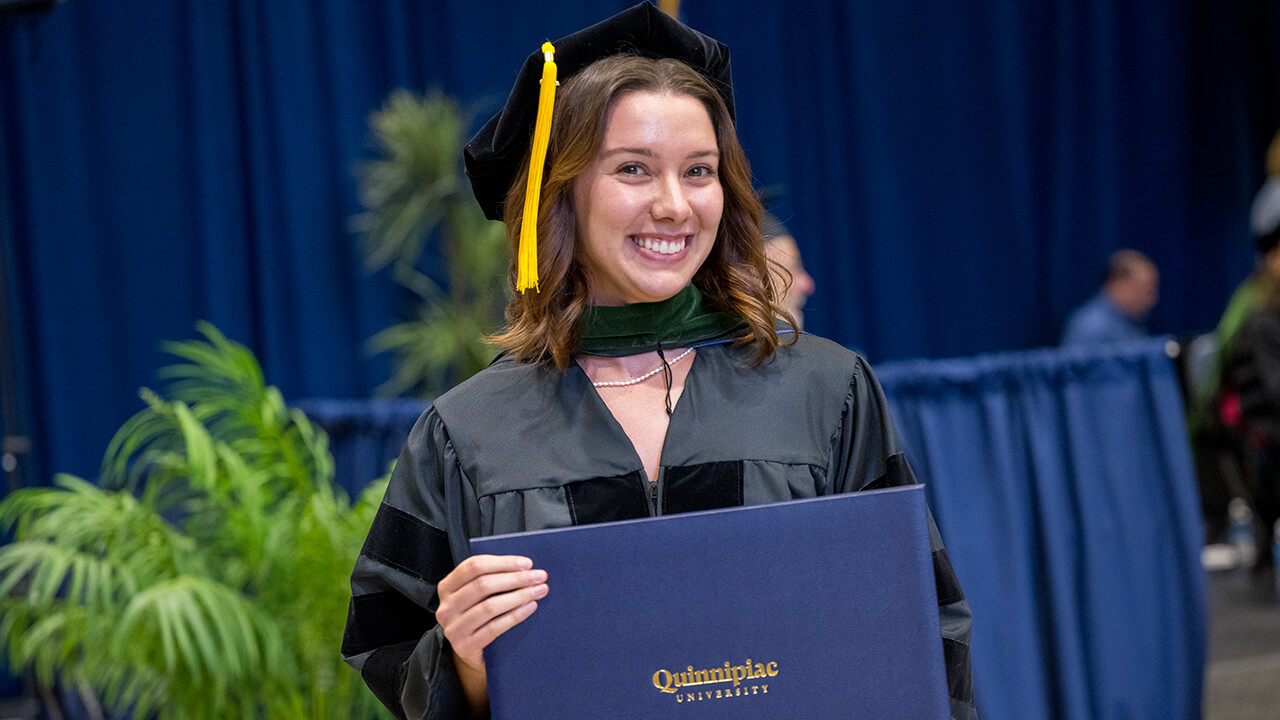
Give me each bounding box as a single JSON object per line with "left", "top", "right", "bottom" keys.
{"left": 631, "top": 235, "right": 688, "bottom": 255}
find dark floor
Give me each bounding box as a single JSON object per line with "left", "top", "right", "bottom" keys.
{"left": 1203, "top": 564, "right": 1280, "bottom": 720}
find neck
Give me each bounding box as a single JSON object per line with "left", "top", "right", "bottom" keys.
{"left": 577, "top": 346, "right": 692, "bottom": 384}
{"left": 578, "top": 350, "right": 666, "bottom": 372}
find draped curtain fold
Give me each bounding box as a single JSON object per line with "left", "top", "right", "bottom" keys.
{"left": 0, "top": 1, "right": 1275, "bottom": 505}
{"left": 0, "top": 2, "right": 1242, "bottom": 717}
{"left": 877, "top": 339, "right": 1206, "bottom": 720}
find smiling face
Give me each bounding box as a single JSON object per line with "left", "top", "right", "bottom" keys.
{"left": 572, "top": 91, "right": 723, "bottom": 306}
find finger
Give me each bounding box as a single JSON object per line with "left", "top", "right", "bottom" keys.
{"left": 438, "top": 554, "right": 532, "bottom": 595}
{"left": 448, "top": 584, "right": 549, "bottom": 665}
{"left": 445, "top": 580, "right": 548, "bottom": 644}
{"left": 438, "top": 568, "right": 548, "bottom": 627}
{"left": 473, "top": 597, "right": 542, "bottom": 649}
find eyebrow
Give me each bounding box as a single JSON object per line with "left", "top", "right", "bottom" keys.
{"left": 600, "top": 147, "right": 719, "bottom": 159}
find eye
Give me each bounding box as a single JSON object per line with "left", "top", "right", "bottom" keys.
{"left": 687, "top": 165, "right": 717, "bottom": 178}
{"left": 616, "top": 163, "right": 644, "bottom": 176}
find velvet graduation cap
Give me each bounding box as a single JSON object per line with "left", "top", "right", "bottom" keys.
{"left": 463, "top": 1, "right": 735, "bottom": 292}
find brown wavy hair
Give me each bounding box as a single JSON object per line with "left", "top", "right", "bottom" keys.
{"left": 489, "top": 54, "right": 795, "bottom": 369}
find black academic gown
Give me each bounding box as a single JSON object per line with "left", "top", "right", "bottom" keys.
{"left": 342, "top": 332, "right": 977, "bottom": 719}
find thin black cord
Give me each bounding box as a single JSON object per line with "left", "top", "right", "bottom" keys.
{"left": 656, "top": 345, "right": 674, "bottom": 416}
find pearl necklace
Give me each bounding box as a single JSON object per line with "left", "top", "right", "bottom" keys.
{"left": 591, "top": 347, "right": 695, "bottom": 388}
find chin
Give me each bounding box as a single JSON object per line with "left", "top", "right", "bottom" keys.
{"left": 633, "top": 289, "right": 685, "bottom": 304}
{"left": 625, "top": 279, "right": 697, "bottom": 305}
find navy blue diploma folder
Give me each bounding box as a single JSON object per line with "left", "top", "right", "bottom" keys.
{"left": 471, "top": 485, "right": 949, "bottom": 719}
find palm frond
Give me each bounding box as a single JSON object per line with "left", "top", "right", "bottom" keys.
{"left": 354, "top": 90, "right": 509, "bottom": 398}
{"left": 356, "top": 89, "right": 467, "bottom": 274}
{"left": 98, "top": 388, "right": 182, "bottom": 494}
{"left": 0, "top": 541, "right": 140, "bottom": 614}
{"left": 0, "top": 323, "right": 388, "bottom": 718}
{"left": 114, "top": 577, "right": 296, "bottom": 697}
{"left": 0, "top": 476, "right": 189, "bottom": 582}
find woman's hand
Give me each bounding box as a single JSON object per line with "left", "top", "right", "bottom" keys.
{"left": 436, "top": 554, "right": 548, "bottom": 712}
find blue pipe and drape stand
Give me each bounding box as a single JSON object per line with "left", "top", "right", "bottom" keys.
{"left": 878, "top": 339, "right": 1206, "bottom": 720}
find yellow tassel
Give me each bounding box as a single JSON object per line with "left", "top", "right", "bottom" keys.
{"left": 517, "top": 41, "right": 558, "bottom": 293}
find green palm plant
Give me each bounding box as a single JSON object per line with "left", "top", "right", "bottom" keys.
{"left": 0, "top": 322, "right": 392, "bottom": 720}
{"left": 354, "top": 89, "right": 509, "bottom": 397}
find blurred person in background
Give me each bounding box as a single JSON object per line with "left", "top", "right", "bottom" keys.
{"left": 1060, "top": 249, "right": 1160, "bottom": 346}
{"left": 1214, "top": 170, "right": 1280, "bottom": 569}
{"left": 762, "top": 212, "right": 815, "bottom": 330}
{"left": 1191, "top": 129, "right": 1280, "bottom": 553}
{"left": 1215, "top": 131, "right": 1280, "bottom": 357}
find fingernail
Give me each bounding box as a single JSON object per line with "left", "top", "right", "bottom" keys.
{"left": 531, "top": 569, "right": 548, "bottom": 582}
{"left": 533, "top": 583, "right": 549, "bottom": 598}
{"left": 517, "top": 556, "right": 533, "bottom": 569}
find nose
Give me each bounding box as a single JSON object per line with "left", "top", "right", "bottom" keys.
{"left": 651, "top": 175, "right": 692, "bottom": 223}
{"left": 795, "top": 269, "right": 816, "bottom": 298}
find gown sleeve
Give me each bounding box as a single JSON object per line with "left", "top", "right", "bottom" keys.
{"left": 341, "top": 408, "right": 480, "bottom": 720}
{"left": 831, "top": 356, "right": 979, "bottom": 720}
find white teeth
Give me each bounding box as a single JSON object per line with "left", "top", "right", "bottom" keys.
{"left": 632, "top": 236, "right": 686, "bottom": 255}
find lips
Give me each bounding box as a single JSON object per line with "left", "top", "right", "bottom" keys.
{"left": 630, "top": 235, "right": 688, "bottom": 255}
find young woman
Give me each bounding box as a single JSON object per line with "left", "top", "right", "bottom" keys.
{"left": 342, "top": 5, "right": 975, "bottom": 719}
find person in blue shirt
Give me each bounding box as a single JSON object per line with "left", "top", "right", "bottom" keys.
{"left": 1060, "top": 249, "right": 1160, "bottom": 346}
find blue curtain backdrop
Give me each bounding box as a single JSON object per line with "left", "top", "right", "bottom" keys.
{"left": 1, "top": 0, "right": 1279, "bottom": 486}
{"left": 877, "top": 339, "right": 1205, "bottom": 720}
